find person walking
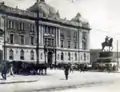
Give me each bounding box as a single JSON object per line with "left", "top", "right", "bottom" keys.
{"left": 9, "top": 63, "right": 14, "bottom": 76}
{"left": 64, "top": 65, "right": 69, "bottom": 80}
{"left": 1, "top": 62, "right": 7, "bottom": 80}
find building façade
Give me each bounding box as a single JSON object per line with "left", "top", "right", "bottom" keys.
{"left": 0, "top": 0, "right": 91, "bottom": 65}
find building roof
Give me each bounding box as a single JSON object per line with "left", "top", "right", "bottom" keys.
{"left": 0, "top": 1, "right": 91, "bottom": 30}
{"left": 27, "top": 0, "right": 60, "bottom": 19}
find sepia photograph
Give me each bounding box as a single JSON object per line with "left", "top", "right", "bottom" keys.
{"left": 0, "top": 0, "right": 120, "bottom": 92}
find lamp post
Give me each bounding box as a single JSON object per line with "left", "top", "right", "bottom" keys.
{"left": 36, "top": 0, "right": 40, "bottom": 65}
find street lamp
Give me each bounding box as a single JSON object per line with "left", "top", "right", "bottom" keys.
{"left": 36, "top": 0, "right": 40, "bottom": 65}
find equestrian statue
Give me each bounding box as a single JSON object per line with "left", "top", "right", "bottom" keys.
{"left": 101, "top": 36, "right": 113, "bottom": 51}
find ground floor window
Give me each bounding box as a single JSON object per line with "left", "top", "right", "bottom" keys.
{"left": 30, "top": 50, "right": 34, "bottom": 60}
{"left": 9, "top": 49, "right": 14, "bottom": 60}
{"left": 20, "top": 49, "right": 24, "bottom": 60}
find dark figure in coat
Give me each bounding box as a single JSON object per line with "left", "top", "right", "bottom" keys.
{"left": 64, "top": 65, "right": 69, "bottom": 80}
{"left": 1, "top": 62, "right": 7, "bottom": 80}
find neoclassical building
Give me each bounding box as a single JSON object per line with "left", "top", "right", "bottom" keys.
{"left": 0, "top": 0, "right": 91, "bottom": 65}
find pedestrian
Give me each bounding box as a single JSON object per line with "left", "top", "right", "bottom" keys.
{"left": 64, "top": 65, "right": 69, "bottom": 80}
{"left": 9, "top": 63, "right": 14, "bottom": 76}
{"left": 1, "top": 62, "right": 7, "bottom": 80}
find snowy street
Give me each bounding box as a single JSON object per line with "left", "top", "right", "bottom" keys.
{"left": 54, "top": 79, "right": 120, "bottom": 92}
{"left": 0, "top": 69, "right": 120, "bottom": 92}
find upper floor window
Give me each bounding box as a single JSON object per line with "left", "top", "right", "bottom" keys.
{"left": 30, "top": 50, "right": 34, "bottom": 60}
{"left": 60, "top": 33, "right": 64, "bottom": 39}
{"left": 10, "top": 34, "right": 14, "bottom": 44}
{"left": 68, "top": 52, "right": 71, "bottom": 60}
{"left": 82, "top": 41, "right": 87, "bottom": 50}
{"left": 31, "top": 36, "right": 34, "bottom": 45}
{"left": 8, "top": 20, "right": 15, "bottom": 29}
{"left": 19, "top": 22, "right": 25, "bottom": 30}
{"left": 9, "top": 49, "right": 13, "bottom": 60}
{"left": 20, "top": 49, "right": 24, "bottom": 60}
{"left": 30, "top": 24, "right": 34, "bottom": 32}
{"left": 74, "top": 42, "right": 77, "bottom": 49}
{"left": 61, "top": 40, "right": 63, "bottom": 48}
{"left": 67, "top": 32, "right": 71, "bottom": 40}
{"left": 74, "top": 32, "right": 77, "bottom": 38}
{"left": 68, "top": 41, "right": 70, "bottom": 48}
{"left": 20, "top": 35, "right": 24, "bottom": 45}
{"left": 51, "top": 39, "right": 54, "bottom": 46}
{"left": 61, "top": 52, "right": 64, "bottom": 60}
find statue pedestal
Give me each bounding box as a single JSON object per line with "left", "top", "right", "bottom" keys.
{"left": 99, "top": 51, "right": 113, "bottom": 58}
{"left": 96, "top": 51, "right": 117, "bottom": 71}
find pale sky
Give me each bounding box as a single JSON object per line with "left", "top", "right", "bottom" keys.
{"left": 1, "top": 0, "right": 120, "bottom": 51}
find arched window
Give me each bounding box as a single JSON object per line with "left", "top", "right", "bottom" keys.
{"left": 68, "top": 52, "right": 71, "bottom": 60}
{"left": 9, "top": 49, "right": 13, "bottom": 60}
{"left": 61, "top": 52, "right": 64, "bottom": 60}
{"left": 75, "top": 53, "right": 77, "bottom": 61}
{"left": 30, "top": 50, "right": 34, "bottom": 60}
{"left": 84, "top": 53, "right": 86, "bottom": 61}
{"left": 20, "top": 49, "right": 24, "bottom": 60}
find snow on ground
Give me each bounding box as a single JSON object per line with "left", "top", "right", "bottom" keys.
{"left": 0, "top": 69, "right": 120, "bottom": 92}
{"left": 53, "top": 80, "right": 120, "bottom": 92}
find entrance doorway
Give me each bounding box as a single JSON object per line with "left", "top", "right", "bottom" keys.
{"left": 47, "top": 51, "right": 53, "bottom": 65}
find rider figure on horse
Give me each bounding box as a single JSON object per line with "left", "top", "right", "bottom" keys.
{"left": 105, "top": 36, "right": 109, "bottom": 45}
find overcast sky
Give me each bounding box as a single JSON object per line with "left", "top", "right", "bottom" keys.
{"left": 1, "top": 0, "right": 120, "bottom": 51}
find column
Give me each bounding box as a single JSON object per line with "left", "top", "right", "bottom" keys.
{"left": 41, "top": 25, "right": 43, "bottom": 45}
{"left": 79, "top": 30, "right": 82, "bottom": 50}
{"left": 58, "top": 28, "right": 60, "bottom": 47}
{"left": 87, "top": 31, "right": 90, "bottom": 50}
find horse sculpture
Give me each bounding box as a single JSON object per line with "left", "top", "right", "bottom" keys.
{"left": 101, "top": 37, "right": 113, "bottom": 51}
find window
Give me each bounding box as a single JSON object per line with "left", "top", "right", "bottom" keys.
{"left": 82, "top": 41, "right": 87, "bottom": 50}
{"left": 19, "top": 22, "right": 24, "bottom": 30}
{"left": 30, "top": 50, "right": 34, "bottom": 60}
{"left": 8, "top": 20, "right": 12, "bottom": 29}
{"left": 10, "top": 34, "right": 14, "bottom": 44}
{"left": 74, "top": 32, "right": 77, "bottom": 38}
{"left": 61, "top": 40, "right": 63, "bottom": 48}
{"left": 58, "top": 54, "right": 59, "bottom": 60}
{"left": 51, "top": 39, "right": 54, "bottom": 46}
{"left": 68, "top": 52, "right": 71, "bottom": 60}
{"left": 20, "top": 35, "right": 24, "bottom": 45}
{"left": 30, "top": 24, "right": 34, "bottom": 32}
{"left": 75, "top": 53, "right": 77, "bottom": 61}
{"left": 31, "top": 36, "right": 34, "bottom": 45}
{"left": 48, "top": 38, "right": 51, "bottom": 46}
{"left": 20, "top": 50, "right": 24, "bottom": 60}
{"left": 44, "top": 38, "right": 47, "bottom": 45}
{"left": 41, "top": 53, "right": 43, "bottom": 59}
{"left": 68, "top": 41, "right": 70, "bottom": 48}
{"left": 74, "top": 42, "right": 77, "bottom": 49}
{"left": 9, "top": 49, "right": 13, "bottom": 60}
{"left": 84, "top": 53, "right": 86, "bottom": 61}
{"left": 67, "top": 32, "right": 71, "bottom": 40}
{"left": 61, "top": 52, "right": 64, "bottom": 60}
{"left": 60, "top": 33, "right": 64, "bottom": 39}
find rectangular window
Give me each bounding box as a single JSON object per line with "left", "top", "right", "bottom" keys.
{"left": 20, "top": 35, "right": 24, "bottom": 45}
{"left": 52, "top": 39, "right": 54, "bottom": 46}
{"left": 60, "top": 33, "right": 64, "bottom": 39}
{"left": 31, "top": 36, "right": 34, "bottom": 45}
{"left": 68, "top": 41, "right": 70, "bottom": 48}
{"left": 74, "top": 42, "right": 77, "bottom": 49}
{"left": 61, "top": 40, "right": 63, "bottom": 48}
{"left": 10, "top": 34, "right": 14, "bottom": 44}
